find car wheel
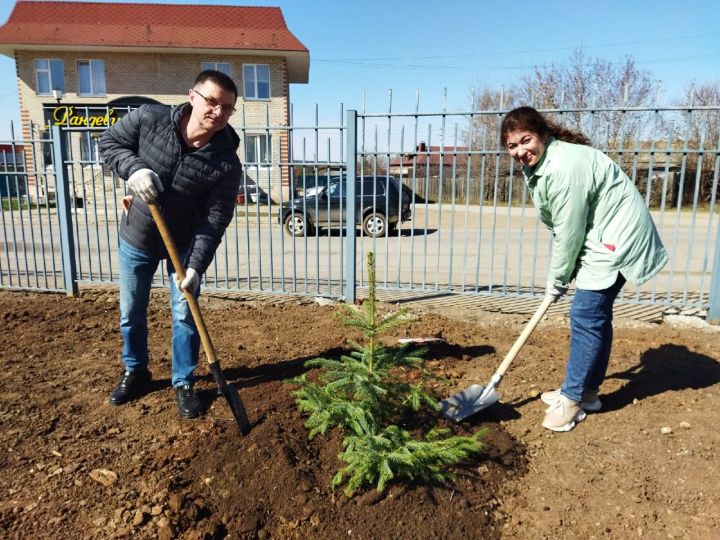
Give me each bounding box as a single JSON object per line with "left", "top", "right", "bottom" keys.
{"left": 284, "top": 213, "right": 312, "bottom": 237}
{"left": 362, "top": 212, "right": 387, "bottom": 237}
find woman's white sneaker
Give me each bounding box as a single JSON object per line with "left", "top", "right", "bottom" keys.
{"left": 542, "top": 395, "right": 587, "bottom": 432}
{"left": 541, "top": 388, "right": 602, "bottom": 412}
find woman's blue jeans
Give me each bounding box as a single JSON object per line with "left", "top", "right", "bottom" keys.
{"left": 560, "top": 274, "right": 626, "bottom": 402}
{"left": 119, "top": 238, "right": 200, "bottom": 387}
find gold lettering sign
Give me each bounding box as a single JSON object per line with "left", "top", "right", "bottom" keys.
{"left": 51, "top": 106, "right": 119, "bottom": 128}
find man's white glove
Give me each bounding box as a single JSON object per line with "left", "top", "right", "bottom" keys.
{"left": 127, "top": 168, "right": 163, "bottom": 203}
{"left": 172, "top": 268, "right": 200, "bottom": 296}
{"left": 546, "top": 278, "right": 568, "bottom": 302}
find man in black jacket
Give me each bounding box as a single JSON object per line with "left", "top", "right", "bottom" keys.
{"left": 99, "top": 70, "right": 242, "bottom": 418}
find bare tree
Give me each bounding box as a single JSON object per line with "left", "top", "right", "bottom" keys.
{"left": 464, "top": 87, "right": 518, "bottom": 202}
{"left": 466, "top": 50, "right": 655, "bottom": 154}
{"left": 680, "top": 80, "right": 720, "bottom": 147}
{"left": 673, "top": 81, "right": 720, "bottom": 204}
{"left": 514, "top": 49, "right": 654, "bottom": 145}
{"left": 465, "top": 52, "right": 655, "bottom": 201}
{"left": 514, "top": 49, "right": 654, "bottom": 108}
{"left": 464, "top": 50, "right": 672, "bottom": 206}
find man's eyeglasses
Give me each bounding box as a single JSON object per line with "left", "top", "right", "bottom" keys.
{"left": 191, "top": 89, "right": 236, "bottom": 116}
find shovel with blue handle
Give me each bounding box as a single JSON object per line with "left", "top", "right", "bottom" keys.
{"left": 439, "top": 294, "right": 555, "bottom": 422}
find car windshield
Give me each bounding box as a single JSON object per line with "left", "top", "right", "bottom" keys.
{"left": 320, "top": 176, "right": 396, "bottom": 198}
{"left": 327, "top": 181, "right": 345, "bottom": 197}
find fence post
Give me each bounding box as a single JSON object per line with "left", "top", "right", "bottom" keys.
{"left": 708, "top": 215, "right": 720, "bottom": 324}
{"left": 51, "top": 125, "right": 78, "bottom": 296}
{"left": 344, "top": 109, "right": 357, "bottom": 303}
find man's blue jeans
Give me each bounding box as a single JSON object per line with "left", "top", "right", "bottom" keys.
{"left": 119, "top": 238, "right": 200, "bottom": 387}
{"left": 561, "top": 274, "right": 626, "bottom": 403}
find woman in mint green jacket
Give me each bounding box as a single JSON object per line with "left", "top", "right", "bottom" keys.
{"left": 501, "top": 106, "right": 668, "bottom": 433}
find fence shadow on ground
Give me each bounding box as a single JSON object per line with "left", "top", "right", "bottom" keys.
{"left": 421, "top": 343, "right": 720, "bottom": 426}
{"left": 315, "top": 227, "right": 438, "bottom": 237}
{"left": 423, "top": 341, "right": 495, "bottom": 361}
{"left": 203, "top": 346, "right": 350, "bottom": 390}
{"left": 396, "top": 228, "right": 438, "bottom": 237}
{"left": 194, "top": 347, "right": 351, "bottom": 417}
{"left": 197, "top": 342, "right": 495, "bottom": 417}
{"left": 601, "top": 343, "right": 720, "bottom": 412}
{"left": 460, "top": 401, "right": 523, "bottom": 424}
{"left": 214, "top": 342, "right": 495, "bottom": 386}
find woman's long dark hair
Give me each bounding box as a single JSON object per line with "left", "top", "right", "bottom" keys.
{"left": 500, "top": 106, "right": 591, "bottom": 147}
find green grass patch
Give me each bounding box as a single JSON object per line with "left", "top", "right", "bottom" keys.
{"left": 1, "top": 197, "right": 29, "bottom": 211}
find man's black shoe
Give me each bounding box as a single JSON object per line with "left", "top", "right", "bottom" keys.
{"left": 109, "top": 369, "right": 151, "bottom": 405}
{"left": 175, "top": 384, "right": 202, "bottom": 419}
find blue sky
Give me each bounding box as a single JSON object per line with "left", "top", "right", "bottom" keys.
{"left": 0, "top": 0, "right": 719, "bottom": 141}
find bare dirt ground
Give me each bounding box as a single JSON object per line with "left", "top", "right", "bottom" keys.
{"left": 0, "top": 287, "right": 718, "bottom": 539}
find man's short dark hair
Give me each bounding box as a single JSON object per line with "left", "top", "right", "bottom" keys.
{"left": 194, "top": 70, "right": 238, "bottom": 99}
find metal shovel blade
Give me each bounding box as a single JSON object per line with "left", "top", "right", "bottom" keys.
{"left": 210, "top": 363, "right": 251, "bottom": 435}
{"left": 221, "top": 383, "right": 251, "bottom": 436}
{"left": 439, "top": 383, "right": 501, "bottom": 422}
{"left": 439, "top": 296, "right": 555, "bottom": 423}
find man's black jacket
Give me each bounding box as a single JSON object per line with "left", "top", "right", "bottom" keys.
{"left": 99, "top": 103, "right": 242, "bottom": 274}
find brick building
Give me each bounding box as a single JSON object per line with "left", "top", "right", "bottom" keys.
{"left": 0, "top": 0, "right": 309, "bottom": 202}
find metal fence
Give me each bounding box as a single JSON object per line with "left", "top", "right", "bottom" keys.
{"left": 1, "top": 103, "right": 719, "bottom": 321}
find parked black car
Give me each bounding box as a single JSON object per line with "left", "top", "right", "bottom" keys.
{"left": 280, "top": 175, "right": 411, "bottom": 237}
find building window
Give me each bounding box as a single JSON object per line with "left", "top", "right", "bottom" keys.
{"left": 34, "top": 59, "right": 65, "bottom": 95}
{"left": 77, "top": 60, "right": 106, "bottom": 96}
{"left": 244, "top": 134, "right": 271, "bottom": 166}
{"left": 38, "top": 130, "right": 71, "bottom": 168}
{"left": 201, "top": 62, "right": 231, "bottom": 76}
{"left": 40, "top": 130, "right": 53, "bottom": 167}
{"left": 242, "top": 64, "right": 270, "bottom": 100}
{"left": 80, "top": 132, "right": 101, "bottom": 162}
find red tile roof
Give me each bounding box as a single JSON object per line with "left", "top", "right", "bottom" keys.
{"left": 0, "top": 1, "right": 307, "bottom": 51}
{"left": 0, "top": 1, "right": 309, "bottom": 81}
{"left": 0, "top": 144, "right": 25, "bottom": 152}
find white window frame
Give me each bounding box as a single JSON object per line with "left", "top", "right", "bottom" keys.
{"left": 244, "top": 134, "right": 272, "bottom": 168}
{"left": 201, "top": 62, "right": 232, "bottom": 76}
{"left": 80, "top": 131, "right": 102, "bottom": 164}
{"left": 39, "top": 129, "right": 54, "bottom": 168}
{"left": 34, "top": 59, "right": 65, "bottom": 96}
{"left": 242, "top": 64, "right": 270, "bottom": 100}
{"left": 76, "top": 60, "right": 106, "bottom": 96}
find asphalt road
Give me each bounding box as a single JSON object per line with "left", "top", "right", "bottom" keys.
{"left": 0, "top": 203, "right": 714, "bottom": 307}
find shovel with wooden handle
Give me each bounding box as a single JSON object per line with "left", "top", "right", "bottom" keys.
{"left": 439, "top": 294, "right": 555, "bottom": 422}
{"left": 148, "top": 201, "right": 251, "bottom": 435}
